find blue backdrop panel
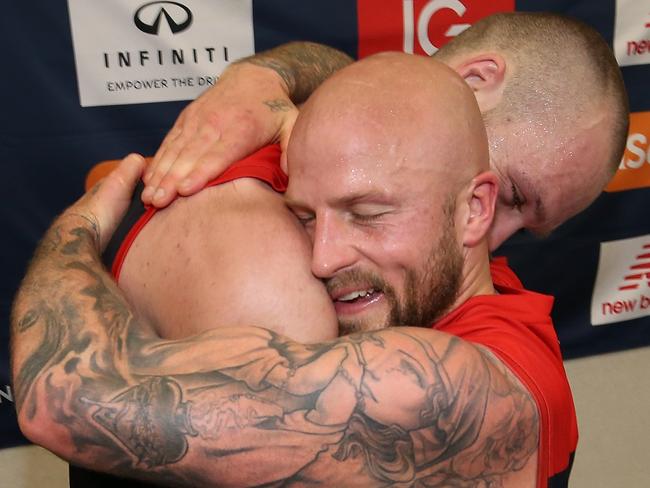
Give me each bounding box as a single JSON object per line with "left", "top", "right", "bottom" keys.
{"left": 252, "top": 0, "right": 358, "bottom": 56}
{"left": 1, "top": 0, "right": 648, "bottom": 449}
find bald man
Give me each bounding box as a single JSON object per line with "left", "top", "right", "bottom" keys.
{"left": 13, "top": 54, "right": 573, "bottom": 488}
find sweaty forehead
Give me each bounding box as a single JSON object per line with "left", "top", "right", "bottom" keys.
{"left": 286, "top": 130, "right": 453, "bottom": 216}
{"left": 289, "top": 91, "right": 460, "bottom": 173}
{"left": 288, "top": 136, "right": 414, "bottom": 195}
{"left": 289, "top": 93, "right": 422, "bottom": 181}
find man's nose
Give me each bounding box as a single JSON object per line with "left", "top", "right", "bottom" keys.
{"left": 311, "top": 214, "right": 357, "bottom": 279}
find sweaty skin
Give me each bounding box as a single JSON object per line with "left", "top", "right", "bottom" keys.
{"left": 12, "top": 56, "right": 540, "bottom": 487}
{"left": 119, "top": 176, "right": 338, "bottom": 343}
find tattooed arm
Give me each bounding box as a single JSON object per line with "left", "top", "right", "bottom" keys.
{"left": 143, "top": 41, "right": 353, "bottom": 207}
{"left": 236, "top": 41, "right": 354, "bottom": 105}
{"left": 12, "top": 157, "right": 539, "bottom": 486}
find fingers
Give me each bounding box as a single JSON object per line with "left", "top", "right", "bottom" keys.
{"left": 144, "top": 103, "right": 191, "bottom": 187}
{"left": 176, "top": 155, "right": 229, "bottom": 196}
{"left": 143, "top": 103, "right": 218, "bottom": 207}
{"left": 142, "top": 127, "right": 187, "bottom": 205}
{"left": 145, "top": 119, "right": 259, "bottom": 208}
{"left": 146, "top": 127, "right": 180, "bottom": 183}
{"left": 144, "top": 96, "right": 209, "bottom": 192}
{"left": 145, "top": 151, "right": 215, "bottom": 208}
{"left": 154, "top": 141, "right": 249, "bottom": 206}
{"left": 146, "top": 116, "right": 184, "bottom": 184}
{"left": 152, "top": 128, "right": 225, "bottom": 206}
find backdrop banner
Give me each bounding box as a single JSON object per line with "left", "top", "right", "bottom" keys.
{"left": 1, "top": 0, "right": 648, "bottom": 448}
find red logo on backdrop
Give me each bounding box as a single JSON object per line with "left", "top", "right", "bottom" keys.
{"left": 606, "top": 112, "right": 650, "bottom": 192}
{"left": 618, "top": 243, "right": 650, "bottom": 291}
{"left": 357, "top": 0, "right": 514, "bottom": 58}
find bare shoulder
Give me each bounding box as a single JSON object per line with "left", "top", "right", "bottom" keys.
{"left": 120, "top": 178, "right": 337, "bottom": 342}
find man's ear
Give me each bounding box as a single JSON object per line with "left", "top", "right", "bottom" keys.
{"left": 454, "top": 54, "right": 507, "bottom": 113}
{"left": 462, "top": 171, "right": 498, "bottom": 248}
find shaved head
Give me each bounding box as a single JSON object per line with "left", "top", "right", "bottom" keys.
{"left": 286, "top": 54, "right": 496, "bottom": 332}
{"left": 436, "top": 12, "right": 629, "bottom": 248}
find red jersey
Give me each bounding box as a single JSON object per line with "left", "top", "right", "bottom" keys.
{"left": 434, "top": 257, "right": 577, "bottom": 487}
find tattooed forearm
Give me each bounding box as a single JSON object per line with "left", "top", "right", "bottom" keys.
{"left": 236, "top": 41, "right": 354, "bottom": 104}
{"left": 11, "top": 215, "right": 195, "bottom": 483}
{"left": 12, "top": 302, "right": 65, "bottom": 415}
{"left": 11, "top": 217, "right": 85, "bottom": 410}
{"left": 11, "top": 212, "right": 538, "bottom": 486}
{"left": 83, "top": 377, "right": 197, "bottom": 467}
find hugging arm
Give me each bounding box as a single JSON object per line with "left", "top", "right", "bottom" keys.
{"left": 12, "top": 159, "right": 539, "bottom": 486}
{"left": 144, "top": 41, "right": 353, "bottom": 207}
{"left": 239, "top": 41, "right": 354, "bottom": 105}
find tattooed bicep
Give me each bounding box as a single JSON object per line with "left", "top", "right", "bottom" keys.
{"left": 477, "top": 344, "right": 540, "bottom": 403}
{"left": 471, "top": 345, "right": 540, "bottom": 470}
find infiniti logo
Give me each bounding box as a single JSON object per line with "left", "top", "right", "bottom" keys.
{"left": 134, "top": 1, "right": 193, "bottom": 35}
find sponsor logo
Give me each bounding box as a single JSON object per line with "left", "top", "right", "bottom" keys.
{"left": 134, "top": 1, "right": 193, "bottom": 35}
{"left": 357, "top": 0, "right": 513, "bottom": 58}
{"left": 591, "top": 235, "right": 650, "bottom": 326}
{"left": 67, "top": 0, "right": 254, "bottom": 106}
{"left": 102, "top": 48, "right": 227, "bottom": 69}
{"left": 614, "top": 1, "right": 650, "bottom": 66}
{"left": 0, "top": 385, "right": 12, "bottom": 403}
{"left": 617, "top": 245, "right": 650, "bottom": 291}
{"left": 605, "top": 112, "right": 650, "bottom": 192}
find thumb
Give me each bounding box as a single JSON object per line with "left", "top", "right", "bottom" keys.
{"left": 91, "top": 153, "right": 146, "bottom": 251}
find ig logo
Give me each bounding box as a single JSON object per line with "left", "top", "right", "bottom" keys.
{"left": 402, "top": 0, "right": 471, "bottom": 55}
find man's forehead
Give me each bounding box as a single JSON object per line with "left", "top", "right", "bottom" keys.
{"left": 288, "top": 156, "right": 392, "bottom": 199}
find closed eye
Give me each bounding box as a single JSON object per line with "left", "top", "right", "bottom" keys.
{"left": 348, "top": 203, "right": 394, "bottom": 225}
{"left": 294, "top": 213, "right": 315, "bottom": 227}
{"left": 351, "top": 212, "right": 388, "bottom": 224}
{"left": 511, "top": 183, "right": 525, "bottom": 212}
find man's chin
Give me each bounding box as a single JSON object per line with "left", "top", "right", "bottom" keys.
{"left": 337, "top": 315, "right": 389, "bottom": 336}
{"left": 333, "top": 290, "right": 392, "bottom": 336}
